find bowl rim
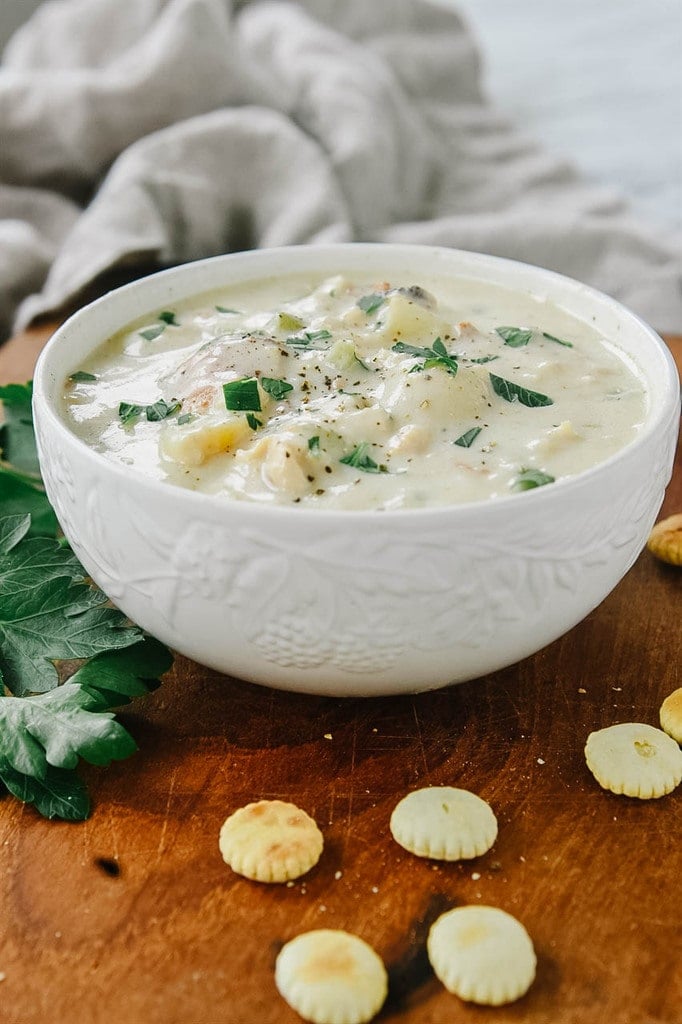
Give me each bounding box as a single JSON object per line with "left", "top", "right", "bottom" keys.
{"left": 33, "top": 243, "right": 680, "bottom": 523}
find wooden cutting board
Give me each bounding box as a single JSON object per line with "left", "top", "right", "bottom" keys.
{"left": 1, "top": 323, "right": 680, "bottom": 1024}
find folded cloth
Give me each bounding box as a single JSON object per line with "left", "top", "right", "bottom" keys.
{"left": 1, "top": 0, "right": 680, "bottom": 340}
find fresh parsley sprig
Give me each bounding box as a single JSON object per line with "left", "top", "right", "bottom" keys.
{"left": 0, "top": 514, "right": 172, "bottom": 819}
{"left": 0, "top": 383, "right": 173, "bottom": 821}
{"left": 0, "top": 632, "right": 171, "bottom": 820}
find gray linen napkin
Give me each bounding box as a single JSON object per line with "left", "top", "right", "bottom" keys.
{"left": 1, "top": 0, "right": 680, "bottom": 340}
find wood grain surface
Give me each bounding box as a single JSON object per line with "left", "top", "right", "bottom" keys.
{"left": 0, "top": 323, "right": 680, "bottom": 1024}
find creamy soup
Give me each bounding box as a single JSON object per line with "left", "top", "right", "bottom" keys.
{"left": 62, "top": 273, "right": 647, "bottom": 510}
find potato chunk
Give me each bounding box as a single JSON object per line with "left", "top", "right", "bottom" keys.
{"left": 160, "top": 413, "right": 252, "bottom": 467}
{"left": 260, "top": 436, "right": 314, "bottom": 496}
{"left": 382, "top": 364, "right": 490, "bottom": 429}
{"left": 374, "top": 293, "right": 452, "bottom": 347}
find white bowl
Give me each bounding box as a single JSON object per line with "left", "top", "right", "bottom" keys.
{"left": 33, "top": 245, "right": 680, "bottom": 696}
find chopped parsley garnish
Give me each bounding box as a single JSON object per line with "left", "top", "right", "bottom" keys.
{"left": 216, "top": 305, "right": 241, "bottom": 314}
{"left": 118, "top": 399, "right": 181, "bottom": 423}
{"left": 138, "top": 324, "right": 166, "bottom": 342}
{"left": 68, "top": 371, "right": 97, "bottom": 383}
{"left": 286, "top": 329, "right": 333, "bottom": 348}
{"left": 145, "top": 398, "right": 181, "bottom": 421}
{"left": 139, "top": 310, "right": 181, "bottom": 339}
{"left": 277, "top": 312, "right": 305, "bottom": 332}
{"left": 393, "top": 338, "right": 458, "bottom": 376}
{"left": 177, "top": 412, "right": 195, "bottom": 425}
{"left": 468, "top": 355, "right": 499, "bottom": 364}
{"left": 158, "top": 310, "right": 179, "bottom": 326}
{"left": 496, "top": 326, "right": 533, "bottom": 347}
{"left": 340, "top": 443, "right": 387, "bottom": 473}
{"left": 0, "top": 394, "right": 173, "bottom": 822}
{"left": 542, "top": 331, "right": 573, "bottom": 348}
{"left": 454, "top": 427, "right": 483, "bottom": 448}
{"left": 246, "top": 413, "right": 262, "bottom": 430}
{"left": 308, "top": 435, "right": 320, "bottom": 452}
{"left": 118, "top": 401, "right": 144, "bottom": 424}
{"left": 513, "top": 468, "right": 556, "bottom": 491}
{"left": 261, "top": 377, "right": 294, "bottom": 401}
{"left": 222, "top": 377, "right": 261, "bottom": 412}
{"left": 489, "top": 373, "right": 553, "bottom": 407}
{"left": 357, "top": 293, "right": 386, "bottom": 315}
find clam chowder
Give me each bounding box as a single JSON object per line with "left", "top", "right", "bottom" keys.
{"left": 62, "top": 273, "right": 647, "bottom": 509}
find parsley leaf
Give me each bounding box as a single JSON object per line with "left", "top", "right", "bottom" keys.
{"left": 138, "top": 324, "right": 166, "bottom": 342}
{"left": 158, "top": 310, "right": 179, "bottom": 326}
{"left": 145, "top": 399, "right": 181, "bottom": 422}
{"left": 0, "top": 468, "right": 58, "bottom": 537}
{"left": 0, "top": 514, "right": 80, "bottom": 596}
{"left": 68, "top": 371, "right": 97, "bottom": 383}
{"left": 0, "top": 760, "right": 90, "bottom": 820}
{"left": 0, "top": 376, "right": 174, "bottom": 822}
{"left": 246, "top": 412, "right": 262, "bottom": 430}
{"left": 393, "top": 338, "right": 458, "bottom": 376}
{"left": 223, "top": 378, "right": 261, "bottom": 412}
{"left": 496, "top": 326, "right": 533, "bottom": 347}
{"left": 68, "top": 636, "right": 171, "bottom": 709}
{"left": 454, "top": 427, "right": 483, "bottom": 448}
{"left": 308, "top": 435, "right": 320, "bottom": 452}
{"left": 177, "top": 412, "right": 195, "bottom": 425}
{"left": 285, "top": 329, "right": 332, "bottom": 348}
{"left": 357, "top": 293, "right": 386, "bottom": 315}
{"left": 513, "top": 468, "right": 556, "bottom": 491}
{"left": 542, "top": 331, "right": 573, "bottom": 348}
{"left": 0, "top": 517, "right": 141, "bottom": 697}
{"left": 216, "top": 305, "right": 241, "bottom": 315}
{"left": 118, "top": 399, "right": 181, "bottom": 424}
{"left": 392, "top": 341, "right": 435, "bottom": 359}
{"left": 489, "top": 373, "right": 553, "bottom": 407}
{"left": 0, "top": 683, "right": 137, "bottom": 776}
{"left": 118, "top": 402, "right": 144, "bottom": 424}
{"left": 261, "top": 377, "right": 293, "bottom": 401}
{"left": 0, "top": 617, "right": 171, "bottom": 820}
{"left": 340, "top": 443, "right": 387, "bottom": 474}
